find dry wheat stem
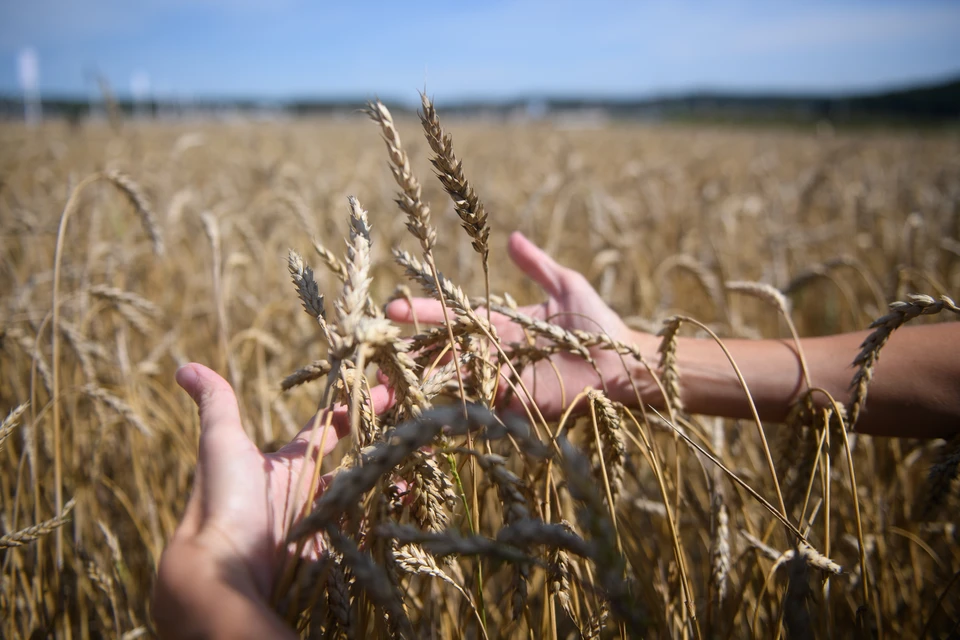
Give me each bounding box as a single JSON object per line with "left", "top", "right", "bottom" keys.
{"left": 618, "top": 408, "right": 698, "bottom": 637}
{"left": 559, "top": 437, "right": 645, "bottom": 635}
{"left": 807, "top": 387, "right": 871, "bottom": 608}
{"left": 649, "top": 408, "right": 805, "bottom": 540}
{"left": 49, "top": 170, "right": 165, "bottom": 568}
{"left": 669, "top": 315, "right": 788, "bottom": 519}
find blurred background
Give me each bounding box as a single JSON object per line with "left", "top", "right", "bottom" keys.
{"left": 2, "top": 0, "right": 959, "bottom": 123}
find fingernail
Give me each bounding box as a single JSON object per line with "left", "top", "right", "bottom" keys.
{"left": 175, "top": 364, "right": 198, "bottom": 390}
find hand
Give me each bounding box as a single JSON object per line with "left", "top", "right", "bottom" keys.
{"left": 153, "top": 363, "right": 395, "bottom": 639}
{"left": 386, "top": 232, "right": 657, "bottom": 419}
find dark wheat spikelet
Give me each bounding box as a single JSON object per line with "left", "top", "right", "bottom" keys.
{"left": 419, "top": 93, "right": 490, "bottom": 264}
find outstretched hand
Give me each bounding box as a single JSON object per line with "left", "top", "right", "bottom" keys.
{"left": 154, "top": 363, "right": 395, "bottom": 639}
{"left": 386, "top": 231, "right": 656, "bottom": 419}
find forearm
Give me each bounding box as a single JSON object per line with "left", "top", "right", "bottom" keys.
{"left": 154, "top": 539, "right": 296, "bottom": 640}
{"left": 619, "top": 324, "right": 960, "bottom": 439}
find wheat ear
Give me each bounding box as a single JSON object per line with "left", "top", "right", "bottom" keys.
{"left": 657, "top": 317, "right": 684, "bottom": 413}
{"left": 848, "top": 294, "right": 959, "bottom": 429}
{"left": 287, "top": 250, "right": 327, "bottom": 325}
{"left": 103, "top": 170, "right": 164, "bottom": 256}
{"left": 419, "top": 92, "right": 493, "bottom": 332}
{"left": 918, "top": 433, "right": 960, "bottom": 518}
{"left": 366, "top": 99, "right": 471, "bottom": 427}
{"left": 0, "top": 498, "right": 76, "bottom": 548}
{"left": 281, "top": 359, "right": 333, "bottom": 391}
{"left": 0, "top": 402, "right": 28, "bottom": 452}
{"left": 365, "top": 100, "right": 436, "bottom": 252}
{"left": 313, "top": 240, "right": 349, "bottom": 282}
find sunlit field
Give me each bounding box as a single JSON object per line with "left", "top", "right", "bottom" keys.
{"left": 1, "top": 108, "right": 958, "bottom": 638}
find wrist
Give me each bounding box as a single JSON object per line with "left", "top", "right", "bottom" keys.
{"left": 154, "top": 537, "right": 289, "bottom": 640}
{"left": 604, "top": 328, "right": 662, "bottom": 409}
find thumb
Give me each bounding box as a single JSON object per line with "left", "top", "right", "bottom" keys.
{"left": 176, "top": 363, "right": 249, "bottom": 457}
{"left": 507, "top": 231, "right": 565, "bottom": 298}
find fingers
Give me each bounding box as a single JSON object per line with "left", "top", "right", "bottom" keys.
{"left": 176, "top": 363, "right": 250, "bottom": 457}
{"left": 287, "top": 384, "right": 398, "bottom": 455}
{"left": 507, "top": 231, "right": 566, "bottom": 298}
{"left": 385, "top": 298, "right": 448, "bottom": 325}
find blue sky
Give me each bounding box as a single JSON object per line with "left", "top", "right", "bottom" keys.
{"left": 1, "top": 1, "right": 959, "bottom": 103}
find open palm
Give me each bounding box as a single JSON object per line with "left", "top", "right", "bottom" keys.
{"left": 167, "top": 364, "right": 394, "bottom": 598}
{"left": 387, "top": 232, "right": 652, "bottom": 419}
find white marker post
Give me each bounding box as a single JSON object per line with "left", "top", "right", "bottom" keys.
{"left": 17, "top": 48, "right": 41, "bottom": 126}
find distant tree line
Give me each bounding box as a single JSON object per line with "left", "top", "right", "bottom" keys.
{"left": 1, "top": 77, "right": 957, "bottom": 124}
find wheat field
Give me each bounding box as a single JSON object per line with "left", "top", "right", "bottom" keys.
{"left": 1, "top": 101, "right": 959, "bottom": 639}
